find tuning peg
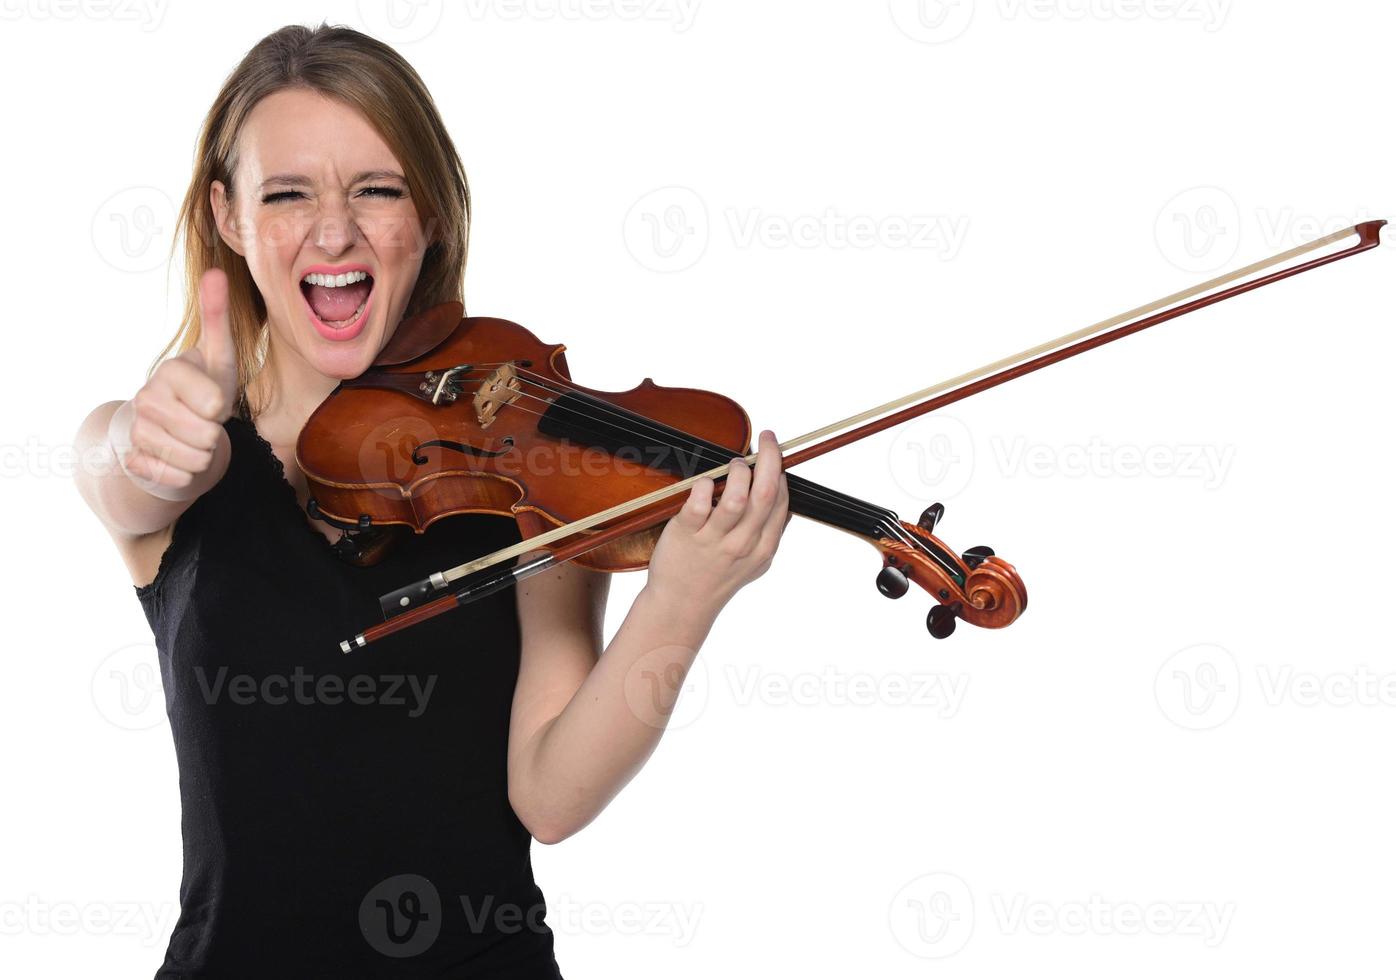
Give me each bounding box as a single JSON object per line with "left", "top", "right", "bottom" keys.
{"left": 918, "top": 502, "right": 945, "bottom": 533}
{"left": 926, "top": 603, "right": 960, "bottom": 639}
{"left": 961, "top": 545, "right": 995, "bottom": 570}
{"left": 876, "top": 564, "right": 910, "bottom": 599}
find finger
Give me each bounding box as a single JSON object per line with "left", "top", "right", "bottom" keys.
{"left": 140, "top": 391, "right": 225, "bottom": 452}
{"left": 123, "top": 448, "right": 194, "bottom": 491}
{"left": 162, "top": 356, "right": 229, "bottom": 422}
{"left": 720, "top": 432, "right": 787, "bottom": 561}
{"left": 195, "top": 267, "right": 238, "bottom": 413}
{"left": 130, "top": 416, "right": 215, "bottom": 474}
{"left": 700, "top": 455, "right": 751, "bottom": 538}
{"left": 752, "top": 471, "right": 791, "bottom": 560}
{"left": 727, "top": 430, "right": 784, "bottom": 548}
{"left": 670, "top": 476, "right": 715, "bottom": 532}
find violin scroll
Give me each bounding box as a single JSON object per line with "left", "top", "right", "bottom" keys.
{"left": 873, "top": 502, "right": 1027, "bottom": 639}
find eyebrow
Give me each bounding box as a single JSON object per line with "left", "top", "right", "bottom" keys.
{"left": 259, "top": 170, "right": 407, "bottom": 189}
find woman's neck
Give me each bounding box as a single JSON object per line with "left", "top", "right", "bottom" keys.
{"left": 245, "top": 338, "right": 341, "bottom": 447}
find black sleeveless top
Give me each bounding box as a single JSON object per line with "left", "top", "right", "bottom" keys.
{"left": 136, "top": 412, "right": 562, "bottom": 979}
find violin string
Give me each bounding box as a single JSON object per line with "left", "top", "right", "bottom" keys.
{"left": 444, "top": 371, "right": 926, "bottom": 557}
{"left": 422, "top": 366, "right": 927, "bottom": 558}
{"left": 454, "top": 365, "right": 927, "bottom": 557}
{"left": 446, "top": 365, "right": 916, "bottom": 544}
{"left": 500, "top": 370, "right": 928, "bottom": 554}
{"left": 409, "top": 362, "right": 923, "bottom": 556}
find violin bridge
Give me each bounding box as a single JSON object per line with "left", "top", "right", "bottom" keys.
{"left": 472, "top": 362, "right": 523, "bottom": 429}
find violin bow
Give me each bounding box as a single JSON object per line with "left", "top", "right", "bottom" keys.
{"left": 340, "top": 219, "right": 1386, "bottom": 653}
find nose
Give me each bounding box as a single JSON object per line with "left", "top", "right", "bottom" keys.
{"left": 312, "top": 192, "right": 363, "bottom": 256}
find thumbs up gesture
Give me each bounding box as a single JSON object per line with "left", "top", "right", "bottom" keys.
{"left": 113, "top": 269, "right": 239, "bottom": 497}
{"left": 183, "top": 267, "right": 240, "bottom": 420}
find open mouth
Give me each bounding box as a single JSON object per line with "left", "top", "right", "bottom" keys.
{"left": 300, "top": 268, "right": 374, "bottom": 341}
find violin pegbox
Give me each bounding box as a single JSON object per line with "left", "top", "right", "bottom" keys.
{"left": 873, "top": 501, "right": 1027, "bottom": 639}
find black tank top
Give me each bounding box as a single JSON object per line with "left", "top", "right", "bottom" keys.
{"left": 135, "top": 411, "right": 562, "bottom": 979}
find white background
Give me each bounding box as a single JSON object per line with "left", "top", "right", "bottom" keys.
{"left": 2, "top": 1, "right": 1394, "bottom": 977}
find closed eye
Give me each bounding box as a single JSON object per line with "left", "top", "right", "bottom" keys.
{"left": 260, "top": 186, "right": 404, "bottom": 205}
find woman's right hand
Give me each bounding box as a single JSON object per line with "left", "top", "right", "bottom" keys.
{"left": 642, "top": 429, "right": 791, "bottom": 617}
{"left": 109, "top": 269, "right": 239, "bottom": 501}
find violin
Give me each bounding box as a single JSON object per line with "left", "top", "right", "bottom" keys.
{"left": 297, "top": 220, "right": 1386, "bottom": 653}
{"left": 298, "top": 303, "right": 1027, "bottom": 646}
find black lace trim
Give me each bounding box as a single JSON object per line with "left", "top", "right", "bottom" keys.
{"left": 133, "top": 505, "right": 190, "bottom": 602}
{"left": 225, "top": 414, "right": 347, "bottom": 559}
{"left": 133, "top": 410, "right": 346, "bottom": 601}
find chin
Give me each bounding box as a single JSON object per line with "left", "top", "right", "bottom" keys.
{"left": 309, "top": 341, "right": 379, "bottom": 381}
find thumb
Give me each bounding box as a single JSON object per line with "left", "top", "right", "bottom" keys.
{"left": 195, "top": 267, "right": 238, "bottom": 405}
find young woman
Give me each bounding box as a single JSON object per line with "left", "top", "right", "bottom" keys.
{"left": 74, "top": 24, "right": 788, "bottom": 978}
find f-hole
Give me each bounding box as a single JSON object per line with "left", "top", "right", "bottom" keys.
{"left": 412, "top": 436, "right": 515, "bottom": 465}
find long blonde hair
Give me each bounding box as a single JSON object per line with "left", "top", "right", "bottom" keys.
{"left": 156, "top": 23, "right": 471, "bottom": 414}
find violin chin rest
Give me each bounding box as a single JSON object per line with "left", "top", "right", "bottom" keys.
{"left": 373, "top": 301, "right": 464, "bottom": 366}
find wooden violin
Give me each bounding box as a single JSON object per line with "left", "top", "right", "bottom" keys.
{"left": 296, "top": 219, "right": 1385, "bottom": 653}
{"left": 298, "top": 304, "right": 1026, "bottom": 645}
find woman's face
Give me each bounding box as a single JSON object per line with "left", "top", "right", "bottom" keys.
{"left": 212, "top": 87, "right": 429, "bottom": 384}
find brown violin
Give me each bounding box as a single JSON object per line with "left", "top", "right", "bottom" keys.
{"left": 298, "top": 302, "right": 1026, "bottom": 647}
{"left": 297, "top": 220, "right": 1384, "bottom": 653}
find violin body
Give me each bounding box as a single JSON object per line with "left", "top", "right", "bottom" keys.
{"left": 299, "top": 306, "right": 752, "bottom": 571}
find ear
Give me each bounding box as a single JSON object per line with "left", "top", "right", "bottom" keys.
{"left": 209, "top": 180, "right": 246, "bottom": 257}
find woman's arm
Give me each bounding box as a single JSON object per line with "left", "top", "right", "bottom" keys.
{"left": 507, "top": 431, "right": 790, "bottom": 844}
{"left": 74, "top": 270, "right": 239, "bottom": 584}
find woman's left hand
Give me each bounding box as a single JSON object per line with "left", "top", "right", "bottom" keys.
{"left": 643, "top": 429, "right": 791, "bottom": 614}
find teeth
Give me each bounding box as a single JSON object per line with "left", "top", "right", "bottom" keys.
{"left": 301, "top": 270, "right": 370, "bottom": 288}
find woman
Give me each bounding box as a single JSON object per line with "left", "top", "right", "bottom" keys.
{"left": 74, "top": 23, "right": 788, "bottom": 978}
